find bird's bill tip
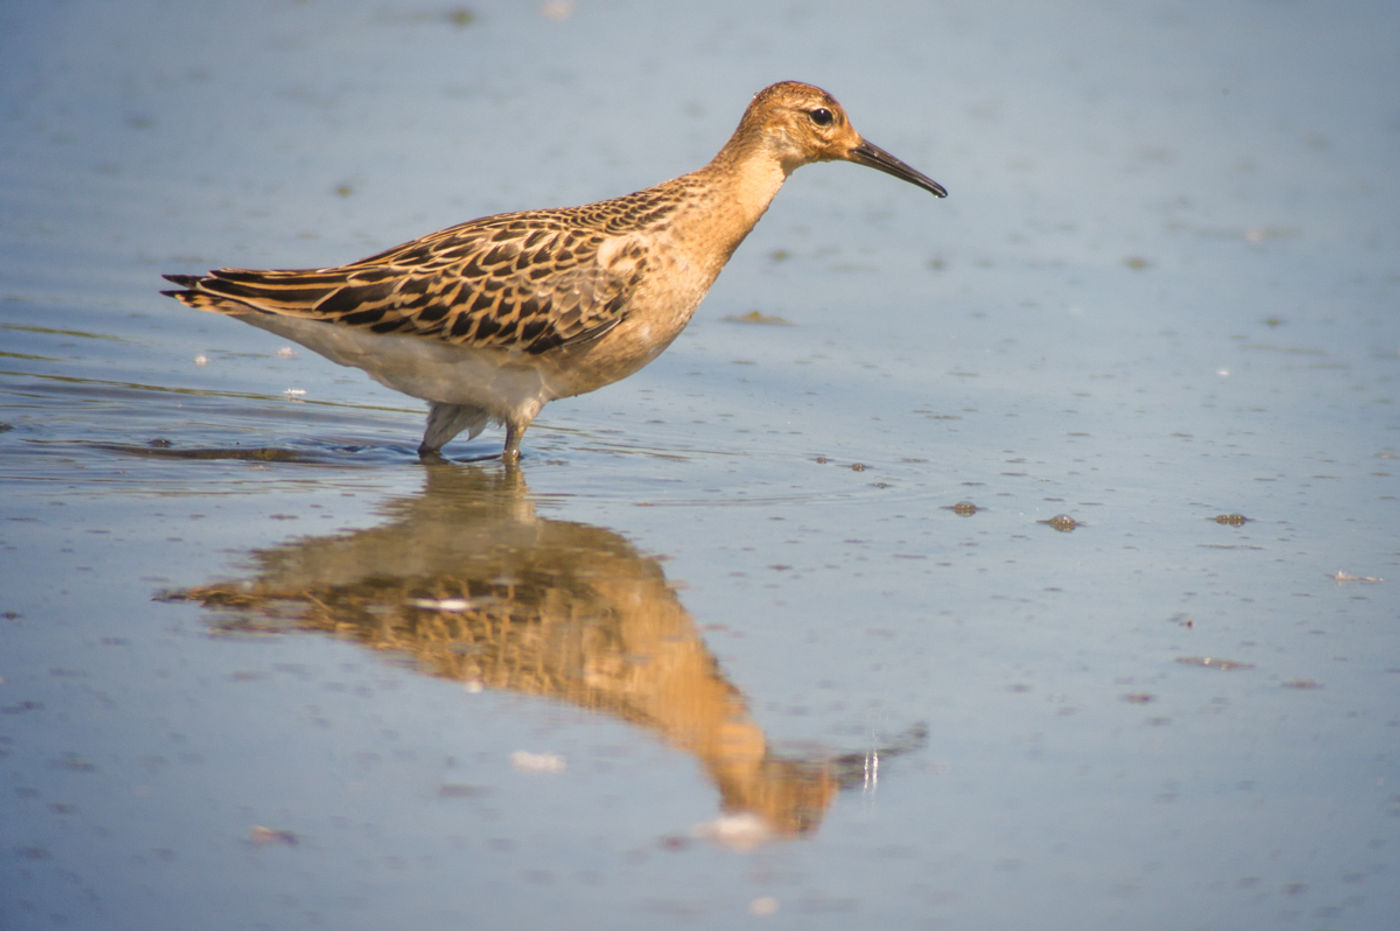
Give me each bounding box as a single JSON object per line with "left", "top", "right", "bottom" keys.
{"left": 849, "top": 140, "right": 947, "bottom": 198}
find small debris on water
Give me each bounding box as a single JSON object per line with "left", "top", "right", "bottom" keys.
{"left": 1213, "top": 513, "right": 1249, "bottom": 525}
{"left": 1328, "top": 570, "right": 1384, "bottom": 584}
{"left": 946, "top": 501, "right": 980, "bottom": 516}
{"left": 724, "top": 309, "right": 794, "bottom": 326}
{"left": 694, "top": 812, "right": 773, "bottom": 851}
{"left": 1041, "top": 514, "right": 1079, "bottom": 532}
{"left": 249, "top": 825, "right": 298, "bottom": 846}
{"left": 539, "top": 1, "right": 572, "bottom": 21}
{"left": 439, "top": 783, "right": 489, "bottom": 798}
{"left": 1175, "top": 656, "right": 1254, "bottom": 671}
{"left": 510, "top": 750, "right": 566, "bottom": 774}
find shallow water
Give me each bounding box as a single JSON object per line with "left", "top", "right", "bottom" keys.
{"left": 3, "top": 1, "right": 1398, "bottom": 928}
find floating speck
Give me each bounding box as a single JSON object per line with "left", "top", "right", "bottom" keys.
{"left": 510, "top": 750, "right": 565, "bottom": 774}
{"left": 439, "top": 783, "right": 488, "bottom": 798}
{"left": 1329, "top": 570, "right": 1384, "bottom": 584}
{"left": 249, "top": 825, "right": 298, "bottom": 846}
{"left": 724, "top": 309, "right": 794, "bottom": 326}
{"left": 1175, "top": 656, "right": 1254, "bottom": 671}
{"left": 694, "top": 812, "right": 772, "bottom": 850}
{"left": 1041, "top": 514, "right": 1079, "bottom": 532}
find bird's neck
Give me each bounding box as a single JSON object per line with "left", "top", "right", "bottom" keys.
{"left": 669, "top": 141, "right": 789, "bottom": 273}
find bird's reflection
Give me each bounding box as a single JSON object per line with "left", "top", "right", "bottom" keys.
{"left": 162, "top": 464, "right": 924, "bottom": 839}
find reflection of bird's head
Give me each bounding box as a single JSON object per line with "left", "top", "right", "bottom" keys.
{"left": 717, "top": 755, "right": 839, "bottom": 836}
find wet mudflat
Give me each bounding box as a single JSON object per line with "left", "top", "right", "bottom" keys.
{"left": 3, "top": 1, "right": 1397, "bottom": 928}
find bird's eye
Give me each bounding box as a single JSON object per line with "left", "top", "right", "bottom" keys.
{"left": 808, "top": 107, "right": 834, "bottom": 126}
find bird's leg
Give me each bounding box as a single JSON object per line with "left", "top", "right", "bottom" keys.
{"left": 419, "top": 402, "right": 490, "bottom": 459}
{"left": 502, "top": 420, "right": 526, "bottom": 464}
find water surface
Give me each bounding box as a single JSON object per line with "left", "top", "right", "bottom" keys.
{"left": 3, "top": 1, "right": 1397, "bottom": 928}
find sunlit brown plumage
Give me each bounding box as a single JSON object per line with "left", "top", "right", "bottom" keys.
{"left": 163, "top": 81, "right": 946, "bottom": 462}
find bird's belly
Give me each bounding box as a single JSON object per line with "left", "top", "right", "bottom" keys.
{"left": 234, "top": 312, "right": 549, "bottom": 417}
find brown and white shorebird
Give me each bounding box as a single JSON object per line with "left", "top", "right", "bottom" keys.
{"left": 163, "top": 81, "right": 946, "bottom": 462}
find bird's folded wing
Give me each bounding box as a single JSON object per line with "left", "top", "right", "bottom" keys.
{"left": 166, "top": 212, "right": 645, "bottom": 356}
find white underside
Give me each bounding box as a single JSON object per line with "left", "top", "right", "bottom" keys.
{"left": 235, "top": 313, "right": 552, "bottom": 430}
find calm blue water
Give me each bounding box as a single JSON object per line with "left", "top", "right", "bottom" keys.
{"left": 3, "top": 1, "right": 1398, "bottom": 928}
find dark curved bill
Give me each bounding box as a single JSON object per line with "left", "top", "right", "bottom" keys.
{"left": 849, "top": 140, "right": 947, "bottom": 198}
